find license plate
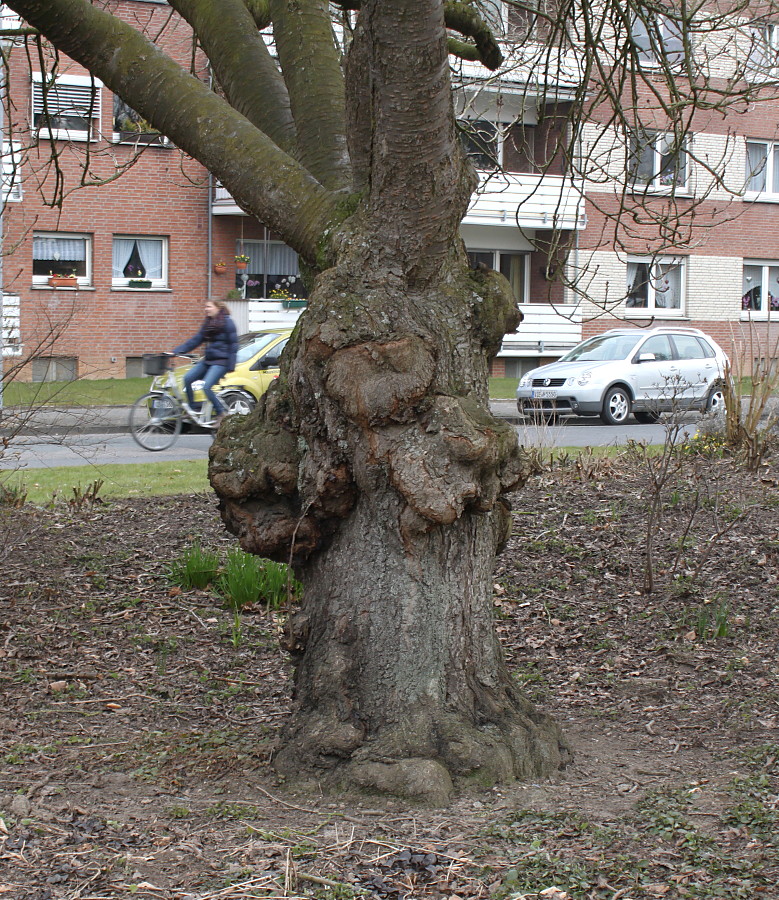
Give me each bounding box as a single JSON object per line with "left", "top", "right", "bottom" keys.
{"left": 531, "top": 389, "right": 557, "bottom": 399}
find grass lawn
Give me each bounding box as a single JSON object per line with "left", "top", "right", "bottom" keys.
{"left": 3, "top": 376, "right": 151, "bottom": 407}
{"left": 1, "top": 459, "right": 209, "bottom": 504}
{"left": 3, "top": 375, "right": 518, "bottom": 405}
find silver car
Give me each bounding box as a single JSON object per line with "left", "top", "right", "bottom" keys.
{"left": 516, "top": 327, "right": 729, "bottom": 425}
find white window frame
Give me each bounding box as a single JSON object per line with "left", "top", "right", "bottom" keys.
{"left": 746, "top": 23, "right": 779, "bottom": 82}
{"left": 32, "top": 232, "right": 92, "bottom": 287}
{"left": 742, "top": 261, "right": 779, "bottom": 318}
{"left": 112, "top": 235, "right": 169, "bottom": 289}
{"left": 111, "top": 94, "right": 169, "bottom": 147}
{"left": 32, "top": 72, "right": 102, "bottom": 142}
{"left": 459, "top": 118, "right": 508, "bottom": 171}
{"left": 1, "top": 142, "right": 21, "bottom": 202}
{"left": 628, "top": 129, "right": 689, "bottom": 193}
{"left": 466, "top": 249, "right": 530, "bottom": 303}
{"left": 745, "top": 140, "right": 779, "bottom": 197}
{"left": 626, "top": 256, "right": 686, "bottom": 318}
{"left": 631, "top": 13, "right": 686, "bottom": 68}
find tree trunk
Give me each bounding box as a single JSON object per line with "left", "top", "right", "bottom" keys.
{"left": 210, "top": 234, "right": 570, "bottom": 802}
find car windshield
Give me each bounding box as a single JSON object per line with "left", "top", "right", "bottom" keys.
{"left": 561, "top": 333, "right": 643, "bottom": 362}
{"left": 236, "top": 332, "right": 282, "bottom": 365}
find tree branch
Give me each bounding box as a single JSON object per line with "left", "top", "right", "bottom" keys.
{"left": 243, "top": 0, "right": 271, "bottom": 29}
{"left": 169, "top": 0, "right": 296, "bottom": 155}
{"left": 5, "top": 0, "right": 341, "bottom": 263}
{"left": 269, "top": 0, "right": 351, "bottom": 191}
{"left": 332, "top": 0, "right": 503, "bottom": 70}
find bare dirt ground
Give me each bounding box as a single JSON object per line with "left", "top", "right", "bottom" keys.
{"left": 1, "top": 449, "right": 778, "bottom": 900}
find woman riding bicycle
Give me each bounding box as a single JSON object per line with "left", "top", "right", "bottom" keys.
{"left": 173, "top": 300, "right": 238, "bottom": 427}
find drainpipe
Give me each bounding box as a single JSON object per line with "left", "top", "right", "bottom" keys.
{"left": 207, "top": 172, "right": 213, "bottom": 300}
{"left": 206, "top": 64, "right": 214, "bottom": 301}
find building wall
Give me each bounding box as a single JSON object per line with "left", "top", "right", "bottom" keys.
{"left": 1, "top": 0, "right": 240, "bottom": 381}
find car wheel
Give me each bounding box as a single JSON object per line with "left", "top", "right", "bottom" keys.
{"left": 600, "top": 386, "right": 631, "bottom": 425}
{"left": 220, "top": 390, "right": 256, "bottom": 415}
{"left": 705, "top": 384, "right": 725, "bottom": 415}
{"left": 634, "top": 411, "right": 660, "bottom": 424}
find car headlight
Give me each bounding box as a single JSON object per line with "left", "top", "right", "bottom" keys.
{"left": 518, "top": 374, "right": 531, "bottom": 388}
{"left": 576, "top": 370, "right": 592, "bottom": 386}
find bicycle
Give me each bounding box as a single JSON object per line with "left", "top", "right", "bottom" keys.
{"left": 129, "top": 353, "right": 224, "bottom": 451}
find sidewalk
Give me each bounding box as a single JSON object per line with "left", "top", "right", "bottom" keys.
{"left": 0, "top": 400, "right": 525, "bottom": 436}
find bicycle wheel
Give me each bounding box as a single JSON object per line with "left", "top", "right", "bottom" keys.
{"left": 129, "top": 392, "right": 182, "bottom": 451}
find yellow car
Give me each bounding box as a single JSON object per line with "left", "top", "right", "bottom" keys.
{"left": 171, "top": 329, "right": 292, "bottom": 415}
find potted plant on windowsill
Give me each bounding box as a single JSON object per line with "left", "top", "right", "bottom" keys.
{"left": 213, "top": 260, "right": 227, "bottom": 274}
{"left": 128, "top": 279, "right": 153, "bottom": 288}
{"left": 48, "top": 271, "right": 78, "bottom": 288}
{"left": 235, "top": 254, "right": 250, "bottom": 271}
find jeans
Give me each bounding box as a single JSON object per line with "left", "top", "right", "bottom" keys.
{"left": 183, "top": 360, "right": 228, "bottom": 416}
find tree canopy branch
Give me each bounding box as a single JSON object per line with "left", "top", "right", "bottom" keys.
{"left": 169, "top": 0, "right": 297, "bottom": 155}
{"left": 5, "top": 0, "right": 341, "bottom": 263}
{"left": 332, "top": 0, "right": 503, "bottom": 70}
{"left": 270, "top": 0, "right": 351, "bottom": 191}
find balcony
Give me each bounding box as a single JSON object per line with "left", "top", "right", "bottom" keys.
{"left": 466, "top": 171, "right": 585, "bottom": 230}
{"left": 214, "top": 173, "right": 586, "bottom": 231}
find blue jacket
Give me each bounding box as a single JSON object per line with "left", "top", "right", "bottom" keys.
{"left": 174, "top": 313, "right": 238, "bottom": 372}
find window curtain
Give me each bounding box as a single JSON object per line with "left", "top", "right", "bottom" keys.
{"left": 242, "top": 242, "right": 300, "bottom": 276}
{"left": 113, "top": 238, "right": 163, "bottom": 280}
{"left": 626, "top": 261, "right": 649, "bottom": 307}
{"left": 631, "top": 16, "right": 653, "bottom": 62}
{"left": 499, "top": 253, "right": 526, "bottom": 303}
{"left": 742, "top": 265, "right": 763, "bottom": 310}
{"left": 34, "top": 235, "right": 85, "bottom": 262}
{"left": 654, "top": 264, "right": 681, "bottom": 308}
{"left": 747, "top": 142, "right": 767, "bottom": 192}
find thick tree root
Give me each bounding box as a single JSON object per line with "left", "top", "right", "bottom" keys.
{"left": 273, "top": 706, "right": 571, "bottom": 805}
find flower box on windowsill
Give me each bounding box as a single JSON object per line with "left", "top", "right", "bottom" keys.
{"left": 282, "top": 298, "right": 308, "bottom": 309}
{"left": 128, "top": 279, "right": 153, "bottom": 289}
{"left": 48, "top": 275, "right": 78, "bottom": 288}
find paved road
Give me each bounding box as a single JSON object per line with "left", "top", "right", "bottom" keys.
{"left": 0, "top": 414, "right": 699, "bottom": 469}
{"left": 515, "top": 414, "right": 698, "bottom": 448}
{"left": 1, "top": 431, "right": 215, "bottom": 470}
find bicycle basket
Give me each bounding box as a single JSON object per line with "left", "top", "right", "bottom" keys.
{"left": 142, "top": 354, "right": 170, "bottom": 376}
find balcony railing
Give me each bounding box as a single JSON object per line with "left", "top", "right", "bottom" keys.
{"left": 2, "top": 294, "right": 21, "bottom": 357}
{"left": 466, "top": 172, "right": 586, "bottom": 230}
{"left": 215, "top": 172, "right": 586, "bottom": 231}
{"left": 498, "top": 304, "right": 582, "bottom": 358}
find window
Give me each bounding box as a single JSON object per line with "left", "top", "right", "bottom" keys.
{"left": 467, "top": 250, "right": 528, "bottom": 303}
{"left": 507, "top": 0, "right": 559, "bottom": 42}
{"left": 32, "top": 357, "right": 78, "bottom": 382}
{"left": 626, "top": 258, "right": 684, "bottom": 315}
{"left": 33, "top": 233, "right": 91, "bottom": 285}
{"left": 240, "top": 241, "right": 307, "bottom": 300}
{"left": 671, "top": 333, "right": 714, "bottom": 360}
{"left": 459, "top": 120, "right": 501, "bottom": 170}
{"left": 746, "top": 24, "right": 779, "bottom": 81}
{"left": 112, "top": 236, "right": 168, "bottom": 288}
{"left": 628, "top": 130, "right": 687, "bottom": 191}
{"left": 631, "top": 13, "right": 685, "bottom": 67}
{"left": 745, "top": 141, "right": 779, "bottom": 195}
{"left": 742, "top": 262, "right": 779, "bottom": 314}
{"left": 476, "top": 0, "right": 504, "bottom": 35}
{"left": 1, "top": 142, "right": 21, "bottom": 202}
{"left": 113, "top": 96, "right": 167, "bottom": 145}
{"left": 32, "top": 72, "right": 101, "bottom": 141}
